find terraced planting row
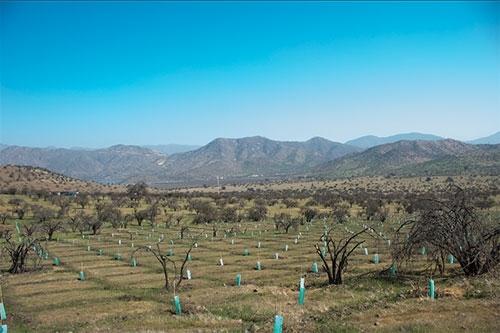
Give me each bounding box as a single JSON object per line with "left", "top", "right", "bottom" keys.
{"left": 2, "top": 219, "right": 462, "bottom": 332}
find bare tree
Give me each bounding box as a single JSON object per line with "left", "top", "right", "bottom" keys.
{"left": 393, "top": 186, "right": 499, "bottom": 276}
{"left": 131, "top": 240, "right": 196, "bottom": 290}
{"left": 32, "top": 205, "right": 56, "bottom": 223}
{"left": 68, "top": 210, "right": 90, "bottom": 235}
{"left": 86, "top": 215, "right": 104, "bottom": 235}
{"left": 133, "top": 208, "right": 148, "bottom": 227}
{"left": 164, "top": 213, "right": 174, "bottom": 228}
{"left": 332, "top": 204, "right": 350, "bottom": 223}
{"left": 127, "top": 182, "right": 148, "bottom": 202}
{"left": 301, "top": 207, "right": 318, "bottom": 223}
{"left": 315, "top": 226, "right": 372, "bottom": 284}
{"left": 274, "top": 213, "right": 300, "bottom": 233}
{"left": 174, "top": 214, "right": 183, "bottom": 226}
{"left": 145, "top": 202, "right": 160, "bottom": 227}
{"left": 220, "top": 206, "right": 240, "bottom": 223}
{"left": 1, "top": 227, "right": 44, "bottom": 273}
{"left": 75, "top": 193, "right": 89, "bottom": 209}
{"left": 192, "top": 201, "right": 218, "bottom": 224}
{"left": 97, "top": 203, "right": 122, "bottom": 229}
{"left": 180, "top": 226, "right": 189, "bottom": 239}
{"left": 41, "top": 219, "right": 65, "bottom": 241}
{"left": 0, "top": 212, "right": 10, "bottom": 225}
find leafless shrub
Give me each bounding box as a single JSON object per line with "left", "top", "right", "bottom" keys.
{"left": 393, "top": 185, "right": 499, "bottom": 277}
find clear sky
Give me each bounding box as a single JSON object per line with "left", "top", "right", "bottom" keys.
{"left": 1, "top": 1, "right": 499, "bottom": 148}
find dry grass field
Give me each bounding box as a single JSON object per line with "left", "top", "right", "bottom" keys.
{"left": 172, "top": 175, "right": 499, "bottom": 195}
{"left": 0, "top": 178, "right": 499, "bottom": 332}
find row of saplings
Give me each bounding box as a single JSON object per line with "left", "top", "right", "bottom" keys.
{"left": 1, "top": 184, "right": 498, "bottom": 280}
{"left": 0, "top": 186, "right": 498, "bottom": 331}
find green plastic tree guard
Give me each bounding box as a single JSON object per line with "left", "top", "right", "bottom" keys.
{"left": 255, "top": 261, "right": 261, "bottom": 270}
{"left": 428, "top": 278, "right": 435, "bottom": 299}
{"left": 114, "top": 253, "right": 121, "bottom": 260}
{"left": 130, "top": 258, "right": 137, "bottom": 267}
{"left": 78, "top": 271, "right": 86, "bottom": 281}
{"left": 371, "top": 254, "right": 380, "bottom": 264}
{"left": 447, "top": 254, "right": 455, "bottom": 264}
{"left": 52, "top": 257, "right": 60, "bottom": 266}
{"left": 172, "top": 295, "right": 182, "bottom": 315}
{"left": 298, "top": 277, "right": 305, "bottom": 305}
{"left": 273, "top": 315, "right": 283, "bottom": 333}
{"left": 0, "top": 324, "right": 7, "bottom": 333}
{"left": 243, "top": 249, "right": 249, "bottom": 256}
{"left": 236, "top": 273, "right": 241, "bottom": 286}
{"left": 187, "top": 254, "right": 192, "bottom": 261}
{"left": 97, "top": 249, "right": 103, "bottom": 256}
{"left": 389, "top": 263, "right": 397, "bottom": 277}
{"left": 421, "top": 247, "right": 426, "bottom": 255}
{"left": 166, "top": 249, "right": 173, "bottom": 256}
{"left": 311, "top": 262, "right": 318, "bottom": 273}
{"left": 0, "top": 302, "right": 6, "bottom": 320}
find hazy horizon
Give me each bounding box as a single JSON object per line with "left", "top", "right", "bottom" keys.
{"left": 1, "top": 1, "right": 499, "bottom": 148}
{"left": 1, "top": 130, "right": 499, "bottom": 150}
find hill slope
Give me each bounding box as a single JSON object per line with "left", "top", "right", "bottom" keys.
{"left": 0, "top": 137, "right": 360, "bottom": 184}
{"left": 467, "top": 131, "right": 500, "bottom": 145}
{"left": 162, "top": 136, "right": 361, "bottom": 181}
{"left": 0, "top": 145, "right": 167, "bottom": 184}
{"left": 315, "top": 139, "right": 500, "bottom": 177}
{"left": 142, "top": 144, "right": 201, "bottom": 155}
{"left": 0, "top": 165, "right": 121, "bottom": 193}
{"left": 346, "top": 132, "right": 444, "bottom": 149}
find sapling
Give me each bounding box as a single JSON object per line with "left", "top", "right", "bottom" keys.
{"left": 131, "top": 239, "right": 197, "bottom": 290}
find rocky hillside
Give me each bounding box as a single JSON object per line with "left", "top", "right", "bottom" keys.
{"left": 162, "top": 136, "right": 361, "bottom": 181}
{"left": 315, "top": 139, "right": 500, "bottom": 177}
{"left": 0, "top": 137, "right": 360, "bottom": 184}
{"left": 0, "top": 165, "right": 122, "bottom": 193}
{"left": 0, "top": 145, "right": 167, "bottom": 184}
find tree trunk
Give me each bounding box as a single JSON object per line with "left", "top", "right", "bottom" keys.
{"left": 162, "top": 262, "right": 169, "bottom": 290}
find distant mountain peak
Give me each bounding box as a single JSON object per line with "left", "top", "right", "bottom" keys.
{"left": 306, "top": 136, "right": 332, "bottom": 143}
{"left": 315, "top": 139, "right": 498, "bottom": 178}
{"left": 2, "top": 133, "right": 498, "bottom": 185}
{"left": 345, "top": 132, "right": 444, "bottom": 149}
{"left": 467, "top": 131, "right": 500, "bottom": 145}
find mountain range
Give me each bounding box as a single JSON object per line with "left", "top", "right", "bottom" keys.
{"left": 1, "top": 132, "right": 498, "bottom": 185}
{"left": 315, "top": 139, "right": 500, "bottom": 178}
{"left": 466, "top": 131, "right": 500, "bottom": 145}
{"left": 142, "top": 144, "right": 201, "bottom": 155}
{"left": 345, "top": 132, "right": 445, "bottom": 149}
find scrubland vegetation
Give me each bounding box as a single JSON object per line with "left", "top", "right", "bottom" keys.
{"left": 0, "top": 176, "right": 498, "bottom": 332}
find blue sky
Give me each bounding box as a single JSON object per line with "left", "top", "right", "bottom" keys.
{"left": 1, "top": 1, "right": 499, "bottom": 148}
